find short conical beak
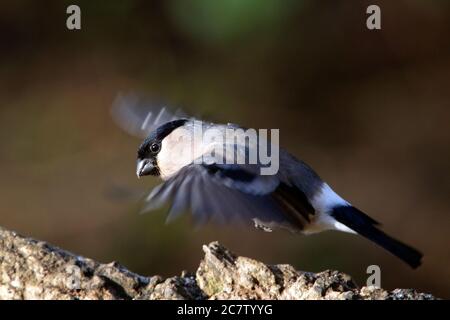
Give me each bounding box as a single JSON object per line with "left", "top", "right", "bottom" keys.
{"left": 136, "top": 159, "right": 154, "bottom": 178}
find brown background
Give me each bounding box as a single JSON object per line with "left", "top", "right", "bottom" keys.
{"left": 1, "top": 1, "right": 449, "bottom": 298}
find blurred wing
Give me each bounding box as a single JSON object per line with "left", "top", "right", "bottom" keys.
{"left": 142, "top": 162, "right": 314, "bottom": 232}
{"left": 111, "top": 92, "right": 189, "bottom": 138}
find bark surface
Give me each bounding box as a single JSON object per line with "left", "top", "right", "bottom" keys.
{"left": 0, "top": 227, "right": 436, "bottom": 300}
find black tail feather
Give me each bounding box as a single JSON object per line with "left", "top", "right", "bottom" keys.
{"left": 331, "top": 205, "right": 423, "bottom": 269}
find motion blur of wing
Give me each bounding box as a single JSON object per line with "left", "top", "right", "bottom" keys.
{"left": 111, "top": 92, "right": 188, "bottom": 138}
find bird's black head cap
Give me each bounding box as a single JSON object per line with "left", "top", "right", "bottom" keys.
{"left": 137, "top": 119, "right": 188, "bottom": 160}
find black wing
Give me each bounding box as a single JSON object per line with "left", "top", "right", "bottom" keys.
{"left": 142, "top": 162, "right": 314, "bottom": 232}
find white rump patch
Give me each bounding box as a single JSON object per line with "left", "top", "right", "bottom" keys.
{"left": 304, "top": 183, "right": 356, "bottom": 234}
{"left": 311, "top": 183, "right": 349, "bottom": 214}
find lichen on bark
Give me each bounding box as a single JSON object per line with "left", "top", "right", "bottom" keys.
{"left": 0, "top": 227, "right": 437, "bottom": 300}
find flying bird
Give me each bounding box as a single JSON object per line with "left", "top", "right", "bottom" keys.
{"left": 112, "top": 93, "right": 423, "bottom": 269}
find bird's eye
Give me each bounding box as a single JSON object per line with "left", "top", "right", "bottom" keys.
{"left": 150, "top": 143, "right": 160, "bottom": 153}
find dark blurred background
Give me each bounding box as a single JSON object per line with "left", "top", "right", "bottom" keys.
{"left": 1, "top": 0, "right": 449, "bottom": 298}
